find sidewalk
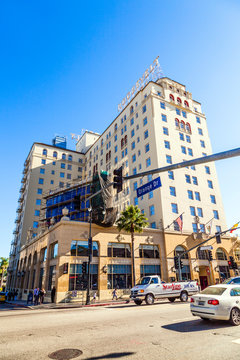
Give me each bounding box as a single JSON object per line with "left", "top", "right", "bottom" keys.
{"left": 6, "top": 298, "right": 130, "bottom": 310}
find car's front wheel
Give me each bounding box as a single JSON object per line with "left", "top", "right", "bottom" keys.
{"left": 230, "top": 307, "right": 240, "bottom": 326}
{"left": 145, "top": 294, "right": 154, "bottom": 305}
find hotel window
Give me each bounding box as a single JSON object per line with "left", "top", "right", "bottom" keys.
{"left": 59, "top": 182, "right": 64, "bottom": 188}
{"left": 134, "top": 197, "right": 138, "bottom": 206}
{"left": 151, "top": 222, "right": 157, "bottom": 229}
{"left": 207, "top": 180, "right": 213, "bottom": 189}
{"left": 216, "top": 225, "right": 221, "bottom": 233}
{"left": 40, "top": 168, "right": 45, "bottom": 174}
{"left": 188, "top": 190, "right": 193, "bottom": 200}
{"left": 186, "top": 135, "right": 191, "bottom": 143}
{"left": 188, "top": 148, "right": 193, "bottom": 156}
{"left": 50, "top": 180, "right": 54, "bottom": 184}
{"left": 132, "top": 154, "right": 136, "bottom": 163}
{"left": 114, "top": 135, "right": 117, "bottom": 142}
{"left": 196, "top": 208, "right": 203, "bottom": 219}
{"left": 185, "top": 174, "right": 191, "bottom": 184}
{"left": 36, "top": 199, "right": 41, "bottom": 206}
{"left": 37, "top": 188, "right": 42, "bottom": 194}
{"left": 163, "top": 127, "right": 169, "bottom": 135}
{"left": 200, "top": 140, "right": 205, "bottom": 148}
{"left": 192, "top": 223, "right": 198, "bottom": 233}
{"left": 195, "top": 192, "right": 201, "bottom": 201}
{"left": 143, "top": 117, "right": 147, "bottom": 126}
{"left": 139, "top": 245, "right": 159, "bottom": 258}
{"left": 35, "top": 210, "right": 40, "bottom": 216}
{"left": 149, "top": 191, "right": 153, "bottom": 199}
{"left": 196, "top": 116, "right": 201, "bottom": 124}
{"left": 67, "top": 174, "right": 71, "bottom": 180}
{"left": 53, "top": 151, "right": 57, "bottom": 158}
{"left": 61, "top": 163, "right": 65, "bottom": 169}
{"left": 42, "top": 149, "right": 47, "bottom": 156}
{"left": 146, "top": 157, "right": 151, "bottom": 167}
{"left": 142, "top": 105, "right": 146, "bottom": 113}
{"left": 169, "top": 94, "right": 174, "bottom": 101}
{"left": 131, "top": 142, "right": 135, "bottom": 150}
{"left": 162, "top": 114, "right": 167, "bottom": 122}
{"left": 168, "top": 171, "right": 174, "bottom": 180}
{"left": 149, "top": 205, "right": 155, "bottom": 216}
{"left": 133, "top": 168, "right": 137, "bottom": 175}
{"left": 190, "top": 206, "right": 196, "bottom": 216}
{"left": 164, "top": 140, "right": 170, "bottom": 149}
{"left": 145, "top": 143, "right": 150, "bottom": 153}
{"left": 115, "top": 145, "right": 118, "bottom": 153}
{"left": 198, "top": 128, "right": 203, "bottom": 135}
{"left": 67, "top": 164, "right": 72, "bottom": 170}
{"left": 176, "top": 108, "right": 181, "bottom": 115}
{"left": 192, "top": 176, "right": 198, "bottom": 185}
{"left": 170, "top": 186, "right": 176, "bottom": 196}
{"left": 199, "top": 224, "right": 205, "bottom": 233}
{"left": 144, "top": 130, "right": 149, "bottom": 139}
{"left": 38, "top": 178, "right": 44, "bottom": 184}
{"left": 205, "top": 166, "right": 210, "bottom": 174}
{"left": 60, "top": 172, "right": 65, "bottom": 178}
{"left": 213, "top": 210, "right": 219, "bottom": 219}
{"left": 52, "top": 161, "right": 56, "bottom": 165}
{"left": 41, "top": 159, "right": 46, "bottom": 165}
{"left": 171, "top": 203, "right": 178, "bottom": 214}
{"left": 191, "top": 165, "right": 196, "bottom": 170}
{"left": 138, "top": 150, "right": 141, "bottom": 156}
{"left": 160, "top": 102, "right": 165, "bottom": 109}
{"left": 179, "top": 133, "right": 184, "bottom": 141}
{"left": 177, "top": 97, "right": 182, "bottom": 104}
{"left": 210, "top": 195, "right": 216, "bottom": 204}
{"left": 137, "top": 136, "right": 140, "bottom": 143}
{"left": 166, "top": 155, "right": 172, "bottom": 164}
{"left": 131, "top": 129, "right": 135, "bottom": 138}
{"left": 133, "top": 182, "right": 138, "bottom": 191}
{"left": 130, "top": 118, "right": 134, "bottom": 126}
{"left": 182, "top": 111, "right": 187, "bottom": 118}
{"left": 33, "top": 221, "right": 38, "bottom": 228}
{"left": 140, "top": 265, "right": 161, "bottom": 278}
{"left": 181, "top": 146, "right": 186, "bottom": 154}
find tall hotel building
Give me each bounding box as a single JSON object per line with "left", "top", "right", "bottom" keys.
{"left": 8, "top": 72, "right": 239, "bottom": 302}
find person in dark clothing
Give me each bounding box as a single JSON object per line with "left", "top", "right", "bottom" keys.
{"left": 51, "top": 286, "right": 56, "bottom": 303}
{"left": 39, "top": 288, "right": 45, "bottom": 304}
{"left": 27, "top": 291, "right": 33, "bottom": 305}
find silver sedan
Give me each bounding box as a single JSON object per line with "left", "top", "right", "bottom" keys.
{"left": 190, "top": 284, "right": 240, "bottom": 325}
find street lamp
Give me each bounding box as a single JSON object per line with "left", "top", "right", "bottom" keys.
{"left": 86, "top": 207, "right": 93, "bottom": 305}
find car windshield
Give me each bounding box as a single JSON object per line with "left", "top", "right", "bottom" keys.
{"left": 200, "top": 287, "right": 227, "bottom": 296}
{"left": 222, "top": 277, "right": 233, "bottom": 284}
{"left": 138, "top": 277, "right": 151, "bottom": 285}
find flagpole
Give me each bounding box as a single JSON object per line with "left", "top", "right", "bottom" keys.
{"left": 164, "top": 212, "right": 184, "bottom": 231}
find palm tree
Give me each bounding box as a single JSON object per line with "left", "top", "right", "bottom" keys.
{"left": 0, "top": 257, "right": 9, "bottom": 289}
{"left": 116, "top": 205, "right": 149, "bottom": 287}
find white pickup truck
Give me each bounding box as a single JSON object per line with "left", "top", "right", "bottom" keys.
{"left": 130, "top": 275, "right": 199, "bottom": 305}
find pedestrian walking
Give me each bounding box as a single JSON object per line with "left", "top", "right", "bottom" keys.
{"left": 34, "top": 287, "right": 39, "bottom": 305}
{"left": 92, "top": 291, "right": 97, "bottom": 303}
{"left": 39, "top": 288, "right": 45, "bottom": 304}
{"left": 51, "top": 286, "right": 56, "bottom": 303}
{"left": 112, "top": 288, "right": 118, "bottom": 300}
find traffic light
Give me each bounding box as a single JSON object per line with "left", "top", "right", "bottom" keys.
{"left": 208, "top": 250, "right": 213, "bottom": 261}
{"left": 73, "top": 195, "right": 81, "bottom": 211}
{"left": 233, "top": 261, "right": 238, "bottom": 270}
{"left": 113, "top": 166, "right": 123, "bottom": 193}
{"left": 216, "top": 232, "right": 221, "bottom": 244}
{"left": 174, "top": 256, "right": 179, "bottom": 270}
{"left": 228, "top": 256, "right": 234, "bottom": 269}
{"left": 82, "top": 262, "right": 87, "bottom": 274}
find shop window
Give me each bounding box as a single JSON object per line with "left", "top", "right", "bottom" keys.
{"left": 139, "top": 245, "right": 159, "bottom": 258}
{"left": 69, "top": 264, "right": 98, "bottom": 291}
{"left": 107, "top": 264, "right": 131, "bottom": 289}
{"left": 70, "top": 240, "right": 98, "bottom": 257}
{"left": 107, "top": 242, "right": 131, "bottom": 258}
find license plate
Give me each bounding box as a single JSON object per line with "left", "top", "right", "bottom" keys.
{"left": 198, "top": 301, "right": 205, "bottom": 305}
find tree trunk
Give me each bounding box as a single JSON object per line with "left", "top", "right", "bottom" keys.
{"left": 131, "top": 231, "right": 136, "bottom": 287}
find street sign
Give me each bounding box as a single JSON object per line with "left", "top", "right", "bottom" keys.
{"left": 200, "top": 245, "right": 213, "bottom": 250}
{"left": 136, "top": 177, "right": 161, "bottom": 198}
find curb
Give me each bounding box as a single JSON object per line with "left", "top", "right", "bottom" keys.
{"left": 5, "top": 301, "right": 29, "bottom": 309}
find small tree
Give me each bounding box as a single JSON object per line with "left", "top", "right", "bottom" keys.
{"left": 116, "top": 205, "right": 149, "bottom": 287}
{"left": 0, "top": 257, "right": 9, "bottom": 289}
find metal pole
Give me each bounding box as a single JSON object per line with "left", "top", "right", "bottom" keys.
{"left": 86, "top": 207, "right": 92, "bottom": 305}
{"left": 178, "top": 255, "right": 182, "bottom": 281}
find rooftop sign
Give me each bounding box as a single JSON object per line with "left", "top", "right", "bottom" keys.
{"left": 118, "top": 56, "right": 163, "bottom": 112}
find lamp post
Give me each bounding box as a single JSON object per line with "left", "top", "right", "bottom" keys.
{"left": 86, "top": 207, "right": 93, "bottom": 305}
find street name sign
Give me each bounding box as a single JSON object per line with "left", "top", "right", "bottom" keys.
{"left": 200, "top": 245, "right": 213, "bottom": 250}
{"left": 136, "top": 177, "right": 161, "bottom": 198}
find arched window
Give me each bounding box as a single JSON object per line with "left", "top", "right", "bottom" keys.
{"left": 186, "top": 122, "right": 191, "bottom": 133}
{"left": 27, "top": 254, "right": 32, "bottom": 268}
{"left": 42, "top": 149, "right": 47, "bottom": 156}
{"left": 175, "top": 118, "right": 180, "bottom": 128}
{"left": 196, "top": 247, "right": 209, "bottom": 260}
{"left": 62, "top": 153, "right": 66, "bottom": 160}
{"left": 130, "top": 105, "right": 134, "bottom": 114}
{"left": 68, "top": 155, "right": 72, "bottom": 161}
{"left": 101, "top": 139, "right": 104, "bottom": 146}
{"left": 216, "top": 248, "right": 227, "bottom": 260}
{"left": 174, "top": 245, "right": 188, "bottom": 259}
{"left": 124, "top": 135, "right": 127, "bottom": 145}
{"left": 177, "top": 97, "right": 182, "bottom": 104}
{"left": 180, "top": 120, "right": 185, "bottom": 130}
{"left": 33, "top": 251, "right": 37, "bottom": 265}
{"left": 184, "top": 100, "right": 189, "bottom": 107}
{"left": 169, "top": 94, "right": 175, "bottom": 101}
{"left": 53, "top": 151, "right": 57, "bottom": 158}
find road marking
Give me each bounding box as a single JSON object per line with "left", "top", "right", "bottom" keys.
{"left": 232, "top": 338, "right": 240, "bottom": 344}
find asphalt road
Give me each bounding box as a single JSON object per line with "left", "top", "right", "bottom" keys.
{"left": 1, "top": 300, "right": 240, "bottom": 360}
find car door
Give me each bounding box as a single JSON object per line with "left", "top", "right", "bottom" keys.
{"left": 148, "top": 277, "right": 161, "bottom": 298}
{"left": 230, "top": 287, "right": 240, "bottom": 310}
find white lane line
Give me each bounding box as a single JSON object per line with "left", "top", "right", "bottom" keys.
{"left": 232, "top": 338, "right": 240, "bottom": 344}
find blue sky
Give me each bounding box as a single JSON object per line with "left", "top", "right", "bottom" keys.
{"left": 1, "top": 0, "right": 240, "bottom": 257}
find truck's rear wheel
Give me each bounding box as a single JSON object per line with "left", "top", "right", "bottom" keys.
{"left": 168, "top": 297, "right": 176, "bottom": 302}
{"left": 134, "top": 300, "right": 142, "bottom": 306}
{"left": 145, "top": 294, "right": 154, "bottom": 305}
{"left": 180, "top": 291, "right": 188, "bottom": 302}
